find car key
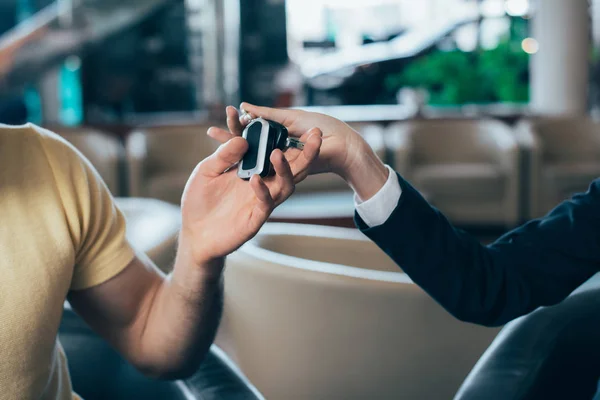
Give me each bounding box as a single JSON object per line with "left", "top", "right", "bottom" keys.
{"left": 238, "top": 117, "right": 304, "bottom": 179}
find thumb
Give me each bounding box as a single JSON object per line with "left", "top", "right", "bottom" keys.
{"left": 198, "top": 137, "right": 248, "bottom": 177}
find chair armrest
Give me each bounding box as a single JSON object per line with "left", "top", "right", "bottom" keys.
{"left": 455, "top": 274, "right": 600, "bottom": 400}
{"left": 183, "top": 346, "right": 265, "bottom": 400}
{"left": 126, "top": 131, "right": 148, "bottom": 198}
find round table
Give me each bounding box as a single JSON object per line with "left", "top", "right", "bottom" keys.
{"left": 270, "top": 191, "right": 357, "bottom": 228}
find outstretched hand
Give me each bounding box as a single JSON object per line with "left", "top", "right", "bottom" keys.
{"left": 207, "top": 103, "right": 388, "bottom": 202}
{"left": 207, "top": 104, "right": 366, "bottom": 177}
{"left": 178, "top": 129, "right": 322, "bottom": 269}
{"left": 208, "top": 106, "right": 329, "bottom": 183}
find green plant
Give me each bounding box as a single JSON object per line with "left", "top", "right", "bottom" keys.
{"left": 385, "top": 36, "right": 530, "bottom": 105}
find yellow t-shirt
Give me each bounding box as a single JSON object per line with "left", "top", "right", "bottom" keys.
{"left": 0, "top": 124, "right": 136, "bottom": 399}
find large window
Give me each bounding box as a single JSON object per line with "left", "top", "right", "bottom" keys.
{"left": 287, "top": 0, "right": 531, "bottom": 106}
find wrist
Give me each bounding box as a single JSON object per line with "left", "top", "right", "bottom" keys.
{"left": 341, "top": 143, "right": 388, "bottom": 202}
{"left": 170, "top": 260, "right": 224, "bottom": 306}
{"left": 174, "top": 234, "right": 225, "bottom": 283}
{"left": 171, "top": 252, "right": 224, "bottom": 304}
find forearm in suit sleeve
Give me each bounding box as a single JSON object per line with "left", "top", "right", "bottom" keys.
{"left": 356, "top": 173, "right": 600, "bottom": 327}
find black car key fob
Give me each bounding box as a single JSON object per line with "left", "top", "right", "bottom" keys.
{"left": 238, "top": 118, "right": 303, "bottom": 180}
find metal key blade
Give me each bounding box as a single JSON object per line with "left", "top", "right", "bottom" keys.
{"left": 285, "top": 137, "right": 305, "bottom": 150}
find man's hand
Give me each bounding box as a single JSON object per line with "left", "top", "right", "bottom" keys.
{"left": 208, "top": 104, "right": 388, "bottom": 201}
{"left": 178, "top": 130, "right": 322, "bottom": 273}
{"left": 69, "top": 130, "right": 321, "bottom": 380}
{"left": 209, "top": 105, "right": 359, "bottom": 176}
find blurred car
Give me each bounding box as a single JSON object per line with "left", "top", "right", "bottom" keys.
{"left": 300, "top": 16, "right": 483, "bottom": 105}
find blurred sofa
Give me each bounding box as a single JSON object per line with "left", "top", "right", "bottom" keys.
{"left": 126, "top": 124, "right": 221, "bottom": 205}
{"left": 216, "top": 223, "right": 499, "bottom": 400}
{"left": 386, "top": 119, "right": 521, "bottom": 227}
{"left": 515, "top": 116, "right": 600, "bottom": 219}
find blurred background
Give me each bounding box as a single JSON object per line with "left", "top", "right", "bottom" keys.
{"left": 7, "top": 1, "right": 600, "bottom": 399}
{"left": 2, "top": 0, "right": 597, "bottom": 123}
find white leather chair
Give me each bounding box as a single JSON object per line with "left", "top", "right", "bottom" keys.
{"left": 386, "top": 119, "right": 521, "bottom": 227}
{"left": 515, "top": 117, "right": 600, "bottom": 219}
{"left": 52, "top": 127, "right": 123, "bottom": 196}
{"left": 126, "top": 124, "right": 221, "bottom": 205}
{"left": 216, "top": 223, "right": 500, "bottom": 400}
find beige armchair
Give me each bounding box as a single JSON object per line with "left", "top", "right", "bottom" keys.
{"left": 386, "top": 119, "right": 521, "bottom": 227}
{"left": 515, "top": 117, "right": 600, "bottom": 219}
{"left": 216, "top": 223, "right": 499, "bottom": 400}
{"left": 126, "top": 124, "right": 221, "bottom": 204}
{"left": 52, "top": 127, "right": 123, "bottom": 196}
{"left": 294, "top": 122, "right": 387, "bottom": 193}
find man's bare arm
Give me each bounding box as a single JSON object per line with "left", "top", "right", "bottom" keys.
{"left": 68, "top": 131, "right": 322, "bottom": 379}
{"left": 68, "top": 252, "right": 224, "bottom": 379}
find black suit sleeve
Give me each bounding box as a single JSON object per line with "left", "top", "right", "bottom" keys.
{"left": 356, "top": 173, "right": 600, "bottom": 327}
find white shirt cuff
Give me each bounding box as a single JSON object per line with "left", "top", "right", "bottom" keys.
{"left": 354, "top": 165, "right": 402, "bottom": 228}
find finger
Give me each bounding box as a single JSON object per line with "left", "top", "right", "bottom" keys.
{"left": 297, "top": 127, "right": 323, "bottom": 143}
{"left": 239, "top": 109, "right": 255, "bottom": 126}
{"left": 226, "top": 106, "right": 244, "bottom": 136}
{"left": 289, "top": 128, "right": 323, "bottom": 177}
{"left": 199, "top": 136, "right": 248, "bottom": 177}
{"left": 297, "top": 130, "right": 314, "bottom": 142}
{"left": 250, "top": 174, "right": 275, "bottom": 214}
{"left": 270, "top": 149, "right": 295, "bottom": 203}
{"left": 240, "top": 102, "right": 295, "bottom": 126}
{"left": 207, "top": 126, "right": 234, "bottom": 144}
